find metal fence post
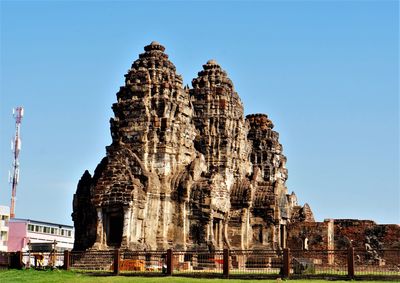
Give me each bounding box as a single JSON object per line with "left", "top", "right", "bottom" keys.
{"left": 166, "top": 249, "right": 173, "bottom": 276}
{"left": 63, "top": 250, "right": 70, "bottom": 270}
{"left": 283, "top": 248, "right": 290, "bottom": 278}
{"left": 113, "top": 249, "right": 120, "bottom": 275}
{"left": 347, "top": 247, "right": 355, "bottom": 279}
{"left": 223, "top": 248, "right": 229, "bottom": 277}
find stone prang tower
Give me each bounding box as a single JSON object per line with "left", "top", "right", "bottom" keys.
{"left": 72, "top": 42, "right": 312, "bottom": 251}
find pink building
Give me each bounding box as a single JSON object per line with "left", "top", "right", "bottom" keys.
{"left": 8, "top": 218, "right": 74, "bottom": 252}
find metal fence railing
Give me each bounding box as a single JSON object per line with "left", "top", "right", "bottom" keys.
{"left": 0, "top": 251, "right": 9, "bottom": 268}
{"left": 3, "top": 247, "right": 400, "bottom": 280}
{"left": 229, "top": 249, "right": 281, "bottom": 275}
{"left": 290, "top": 249, "right": 348, "bottom": 277}
{"left": 21, "top": 252, "right": 65, "bottom": 269}
{"left": 120, "top": 250, "right": 165, "bottom": 273}
{"left": 354, "top": 249, "right": 400, "bottom": 276}
{"left": 172, "top": 250, "right": 224, "bottom": 275}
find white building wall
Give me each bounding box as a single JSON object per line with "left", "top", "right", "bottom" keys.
{"left": 0, "top": 206, "right": 10, "bottom": 252}
{"left": 25, "top": 220, "right": 74, "bottom": 251}
{"left": 10, "top": 218, "right": 74, "bottom": 252}
{"left": 26, "top": 231, "right": 74, "bottom": 251}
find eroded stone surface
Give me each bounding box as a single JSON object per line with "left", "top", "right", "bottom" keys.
{"left": 72, "top": 42, "right": 311, "bottom": 251}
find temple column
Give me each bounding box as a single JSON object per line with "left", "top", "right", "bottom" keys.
{"left": 93, "top": 208, "right": 105, "bottom": 249}
{"left": 223, "top": 219, "right": 230, "bottom": 249}
{"left": 269, "top": 224, "right": 276, "bottom": 249}
{"left": 218, "top": 219, "right": 223, "bottom": 249}
{"left": 241, "top": 208, "right": 250, "bottom": 249}
{"left": 130, "top": 206, "right": 136, "bottom": 244}
{"left": 173, "top": 200, "right": 186, "bottom": 249}
{"left": 162, "top": 194, "right": 170, "bottom": 249}
{"left": 182, "top": 201, "right": 188, "bottom": 248}
{"left": 209, "top": 213, "right": 214, "bottom": 244}
{"left": 122, "top": 206, "right": 132, "bottom": 248}
{"left": 274, "top": 224, "right": 280, "bottom": 250}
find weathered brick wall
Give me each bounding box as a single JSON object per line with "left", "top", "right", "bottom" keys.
{"left": 287, "top": 219, "right": 400, "bottom": 267}
{"left": 334, "top": 219, "right": 400, "bottom": 250}
{"left": 287, "top": 220, "right": 332, "bottom": 250}
{"left": 287, "top": 220, "right": 335, "bottom": 265}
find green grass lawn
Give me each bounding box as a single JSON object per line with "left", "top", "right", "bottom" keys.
{"left": 0, "top": 269, "right": 397, "bottom": 283}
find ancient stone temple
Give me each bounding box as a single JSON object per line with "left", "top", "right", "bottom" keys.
{"left": 72, "top": 42, "right": 311, "bottom": 251}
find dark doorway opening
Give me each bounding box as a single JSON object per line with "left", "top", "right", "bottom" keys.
{"left": 280, "top": 224, "right": 286, "bottom": 249}
{"left": 258, "top": 227, "right": 263, "bottom": 244}
{"left": 106, "top": 208, "right": 123, "bottom": 247}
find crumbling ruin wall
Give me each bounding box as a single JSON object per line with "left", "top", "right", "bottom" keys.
{"left": 334, "top": 219, "right": 375, "bottom": 250}
{"left": 287, "top": 219, "right": 335, "bottom": 265}
{"left": 288, "top": 220, "right": 400, "bottom": 251}
{"left": 334, "top": 219, "right": 400, "bottom": 250}
{"left": 333, "top": 220, "right": 400, "bottom": 267}
{"left": 287, "top": 219, "right": 334, "bottom": 251}
{"left": 287, "top": 219, "right": 400, "bottom": 266}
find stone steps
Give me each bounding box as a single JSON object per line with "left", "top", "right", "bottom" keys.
{"left": 71, "top": 252, "right": 114, "bottom": 271}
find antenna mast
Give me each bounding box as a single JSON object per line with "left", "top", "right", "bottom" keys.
{"left": 10, "top": 107, "right": 24, "bottom": 218}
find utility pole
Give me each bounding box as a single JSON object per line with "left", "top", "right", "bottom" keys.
{"left": 10, "top": 107, "right": 24, "bottom": 218}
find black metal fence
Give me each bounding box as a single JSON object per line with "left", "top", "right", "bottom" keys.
{"left": 354, "top": 249, "right": 400, "bottom": 277}
{"left": 290, "top": 249, "right": 348, "bottom": 279}
{"left": 172, "top": 250, "right": 224, "bottom": 276}
{"left": 120, "top": 250, "right": 165, "bottom": 274}
{"left": 20, "top": 251, "right": 65, "bottom": 269}
{"left": 0, "top": 252, "right": 9, "bottom": 269}
{"left": 229, "top": 249, "right": 281, "bottom": 277}
{"left": 4, "top": 248, "right": 400, "bottom": 280}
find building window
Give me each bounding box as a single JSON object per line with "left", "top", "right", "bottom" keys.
{"left": 28, "top": 224, "right": 34, "bottom": 231}
{"left": 0, "top": 231, "right": 7, "bottom": 240}
{"left": 34, "top": 225, "right": 44, "bottom": 233}
{"left": 67, "top": 230, "right": 72, "bottom": 237}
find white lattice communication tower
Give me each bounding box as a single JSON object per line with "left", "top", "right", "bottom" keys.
{"left": 10, "top": 107, "right": 24, "bottom": 218}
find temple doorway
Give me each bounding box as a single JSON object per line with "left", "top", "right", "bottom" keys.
{"left": 280, "top": 224, "right": 286, "bottom": 249}
{"left": 105, "top": 207, "right": 124, "bottom": 247}
{"left": 213, "top": 218, "right": 222, "bottom": 248}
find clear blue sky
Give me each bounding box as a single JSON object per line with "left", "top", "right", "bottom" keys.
{"left": 0, "top": 1, "right": 398, "bottom": 225}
